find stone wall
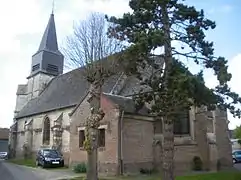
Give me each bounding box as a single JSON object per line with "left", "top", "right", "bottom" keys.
{"left": 194, "top": 107, "right": 210, "bottom": 170}
{"left": 27, "top": 73, "right": 54, "bottom": 100}
{"left": 214, "top": 109, "right": 232, "bottom": 169}
{"left": 15, "top": 107, "right": 72, "bottom": 162}
{"left": 14, "top": 94, "right": 28, "bottom": 117}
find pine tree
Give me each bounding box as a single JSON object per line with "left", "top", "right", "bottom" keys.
{"left": 107, "top": 0, "right": 241, "bottom": 179}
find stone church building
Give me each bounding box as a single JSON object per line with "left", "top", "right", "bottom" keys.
{"left": 9, "top": 12, "right": 233, "bottom": 175}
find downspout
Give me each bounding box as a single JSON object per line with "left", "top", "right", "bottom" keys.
{"left": 117, "top": 109, "right": 124, "bottom": 175}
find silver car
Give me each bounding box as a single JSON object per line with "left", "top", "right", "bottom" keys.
{"left": 0, "top": 152, "right": 8, "bottom": 160}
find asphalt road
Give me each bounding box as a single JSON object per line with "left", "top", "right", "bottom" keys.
{"left": 234, "top": 163, "right": 241, "bottom": 171}
{"left": 0, "top": 160, "right": 41, "bottom": 180}
{"left": 0, "top": 160, "right": 80, "bottom": 180}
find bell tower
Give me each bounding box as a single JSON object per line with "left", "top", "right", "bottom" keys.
{"left": 27, "top": 12, "right": 64, "bottom": 100}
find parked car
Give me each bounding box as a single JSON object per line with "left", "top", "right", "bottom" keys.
{"left": 0, "top": 151, "right": 8, "bottom": 160}
{"left": 232, "top": 150, "right": 241, "bottom": 163}
{"left": 36, "top": 148, "right": 64, "bottom": 168}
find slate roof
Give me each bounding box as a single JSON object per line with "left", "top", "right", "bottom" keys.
{"left": 38, "top": 13, "right": 59, "bottom": 53}
{"left": 16, "top": 46, "right": 164, "bottom": 119}
{"left": 16, "top": 68, "right": 120, "bottom": 119}
{"left": 119, "top": 76, "right": 151, "bottom": 96}
{"left": 103, "top": 93, "right": 150, "bottom": 116}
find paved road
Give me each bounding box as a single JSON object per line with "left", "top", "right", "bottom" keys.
{"left": 0, "top": 160, "right": 41, "bottom": 180}
{"left": 234, "top": 163, "right": 241, "bottom": 171}
{"left": 0, "top": 160, "right": 79, "bottom": 180}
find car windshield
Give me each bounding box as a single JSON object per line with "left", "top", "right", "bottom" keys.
{"left": 235, "top": 151, "right": 241, "bottom": 155}
{"left": 43, "top": 149, "right": 60, "bottom": 156}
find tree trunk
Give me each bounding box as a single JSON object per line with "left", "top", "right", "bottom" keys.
{"left": 162, "top": 117, "right": 174, "bottom": 180}
{"left": 161, "top": 2, "right": 175, "bottom": 180}
{"left": 87, "top": 128, "right": 98, "bottom": 180}
{"left": 86, "top": 79, "right": 102, "bottom": 180}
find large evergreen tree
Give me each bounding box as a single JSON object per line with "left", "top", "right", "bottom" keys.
{"left": 107, "top": 0, "right": 241, "bottom": 179}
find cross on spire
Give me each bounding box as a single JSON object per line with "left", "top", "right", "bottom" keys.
{"left": 52, "top": 0, "right": 55, "bottom": 14}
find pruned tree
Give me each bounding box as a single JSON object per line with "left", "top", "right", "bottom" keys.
{"left": 63, "top": 12, "right": 124, "bottom": 180}
{"left": 107, "top": 0, "right": 241, "bottom": 180}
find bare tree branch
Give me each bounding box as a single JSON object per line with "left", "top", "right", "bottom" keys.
{"left": 62, "top": 12, "right": 124, "bottom": 75}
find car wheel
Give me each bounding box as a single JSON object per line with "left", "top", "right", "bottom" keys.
{"left": 42, "top": 162, "right": 47, "bottom": 168}
{"left": 233, "top": 158, "right": 237, "bottom": 164}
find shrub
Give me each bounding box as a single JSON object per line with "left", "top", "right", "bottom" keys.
{"left": 238, "top": 139, "right": 241, "bottom": 145}
{"left": 192, "top": 156, "right": 203, "bottom": 171}
{"left": 73, "top": 162, "right": 87, "bottom": 173}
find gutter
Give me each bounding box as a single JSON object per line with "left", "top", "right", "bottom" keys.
{"left": 117, "top": 109, "right": 124, "bottom": 175}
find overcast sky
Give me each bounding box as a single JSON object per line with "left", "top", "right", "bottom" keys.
{"left": 0, "top": 0, "right": 240, "bottom": 130}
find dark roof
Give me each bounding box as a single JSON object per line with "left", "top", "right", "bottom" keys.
{"left": 103, "top": 93, "right": 150, "bottom": 116}
{"left": 16, "top": 68, "right": 121, "bottom": 119}
{"left": 38, "top": 13, "right": 59, "bottom": 52}
{"left": 16, "top": 52, "right": 164, "bottom": 119}
{"left": 0, "top": 128, "right": 9, "bottom": 140}
{"left": 119, "top": 76, "right": 151, "bottom": 96}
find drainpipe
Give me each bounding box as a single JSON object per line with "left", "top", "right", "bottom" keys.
{"left": 117, "top": 109, "right": 124, "bottom": 175}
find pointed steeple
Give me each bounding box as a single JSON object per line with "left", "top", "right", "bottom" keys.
{"left": 29, "top": 12, "right": 64, "bottom": 78}
{"left": 38, "top": 13, "right": 58, "bottom": 52}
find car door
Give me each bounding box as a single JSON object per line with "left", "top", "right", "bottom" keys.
{"left": 235, "top": 151, "right": 241, "bottom": 161}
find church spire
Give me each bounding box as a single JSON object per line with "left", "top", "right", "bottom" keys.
{"left": 29, "top": 12, "right": 64, "bottom": 78}
{"left": 38, "top": 13, "right": 58, "bottom": 52}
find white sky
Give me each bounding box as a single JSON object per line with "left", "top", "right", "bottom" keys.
{"left": 0, "top": 0, "right": 240, "bottom": 130}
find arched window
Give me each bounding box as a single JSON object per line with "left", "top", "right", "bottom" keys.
{"left": 43, "top": 117, "right": 50, "bottom": 145}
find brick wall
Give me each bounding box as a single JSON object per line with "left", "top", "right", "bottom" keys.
{"left": 122, "top": 117, "right": 154, "bottom": 173}
{"left": 69, "top": 94, "right": 120, "bottom": 174}
{"left": 174, "top": 144, "right": 200, "bottom": 175}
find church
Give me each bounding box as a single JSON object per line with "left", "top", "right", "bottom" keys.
{"left": 9, "top": 12, "right": 233, "bottom": 175}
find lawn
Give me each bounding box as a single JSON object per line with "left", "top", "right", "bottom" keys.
{"left": 65, "top": 171, "right": 241, "bottom": 180}
{"left": 8, "top": 158, "right": 36, "bottom": 167}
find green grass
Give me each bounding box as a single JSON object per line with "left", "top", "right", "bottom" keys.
{"left": 66, "top": 172, "right": 241, "bottom": 180}
{"left": 8, "top": 158, "right": 36, "bottom": 167}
